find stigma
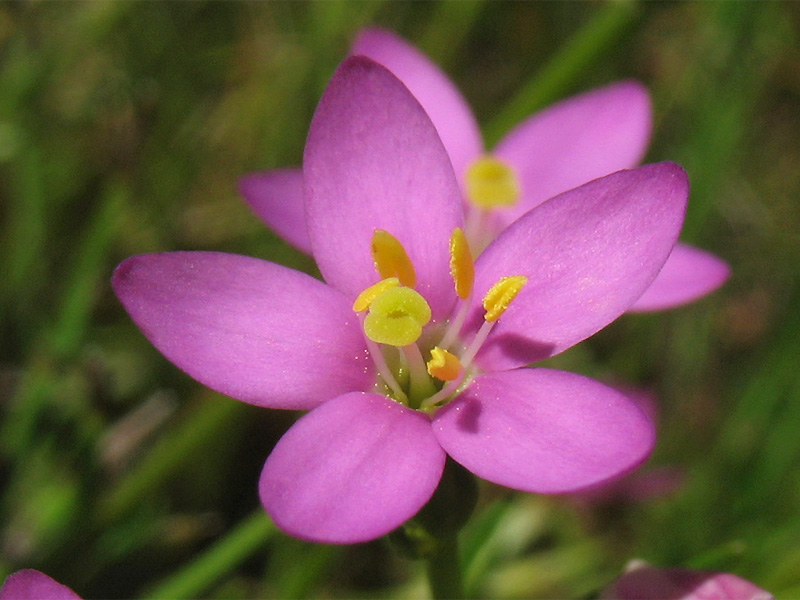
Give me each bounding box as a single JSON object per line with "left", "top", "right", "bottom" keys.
{"left": 363, "top": 286, "right": 431, "bottom": 347}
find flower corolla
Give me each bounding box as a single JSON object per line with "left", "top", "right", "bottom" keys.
{"left": 114, "top": 56, "right": 690, "bottom": 543}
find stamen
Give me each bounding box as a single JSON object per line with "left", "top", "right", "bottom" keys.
{"left": 483, "top": 275, "right": 528, "bottom": 322}
{"left": 363, "top": 286, "right": 431, "bottom": 347}
{"left": 438, "top": 300, "right": 469, "bottom": 351}
{"left": 459, "top": 319, "right": 494, "bottom": 369}
{"left": 459, "top": 275, "right": 528, "bottom": 372}
{"left": 356, "top": 313, "right": 408, "bottom": 404}
{"left": 465, "top": 157, "right": 521, "bottom": 209}
{"left": 371, "top": 229, "right": 416, "bottom": 288}
{"left": 426, "top": 347, "right": 462, "bottom": 382}
{"left": 438, "top": 228, "right": 474, "bottom": 350}
{"left": 353, "top": 277, "right": 400, "bottom": 312}
{"left": 449, "top": 227, "right": 474, "bottom": 300}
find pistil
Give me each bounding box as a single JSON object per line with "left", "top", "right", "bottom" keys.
{"left": 363, "top": 286, "right": 431, "bottom": 347}
{"left": 401, "top": 343, "right": 437, "bottom": 408}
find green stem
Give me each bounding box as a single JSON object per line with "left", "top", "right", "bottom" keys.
{"left": 49, "top": 180, "right": 126, "bottom": 359}
{"left": 142, "top": 510, "right": 275, "bottom": 599}
{"left": 426, "top": 537, "right": 465, "bottom": 600}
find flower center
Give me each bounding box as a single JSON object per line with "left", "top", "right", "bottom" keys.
{"left": 353, "top": 228, "right": 526, "bottom": 412}
{"left": 465, "top": 156, "right": 520, "bottom": 209}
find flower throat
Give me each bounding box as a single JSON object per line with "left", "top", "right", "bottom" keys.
{"left": 353, "top": 228, "right": 526, "bottom": 412}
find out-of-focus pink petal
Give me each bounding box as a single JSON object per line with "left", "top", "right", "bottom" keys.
{"left": 304, "top": 56, "right": 463, "bottom": 318}
{"left": 470, "top": 163, "right": 689, "bottom": 371}
{"left": 629, "top": 243, "right": 730, "bottom": 312}
{"left": 601, "top": 565, "right": 773, "bottom": 600}
{"left": 570, "top": 384, "right": 681, "bottom": 505}
{"left": 351, "top": 28, "right": 484, "bottom": 185}
{"left": 433, "top": 369, "right": 655, "bottom": 494}
{"left": 0, "top": 570, "right": 81, "bottom": 600}
{"left": 613, "top": 385, "right": 659, "bottom": 426}
{"left": 239, "top": 168, "right": 311, "bottom": 254}
{"left": 260, "top": 392, "right": 445, "bottom": 544}
{"left": 112, "top": 252, "right": 371, "bottom": 410}
{"left": 494, "top": 81, "right": 651, "bottom": 230}
{"left": 575, "top": 465, "right": 686, "bottom": 504}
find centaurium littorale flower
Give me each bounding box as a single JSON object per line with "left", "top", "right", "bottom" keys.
{"left": 602, "top": 563, "right": 773, "bottom": 600}
{"left": 0, "top": 570, "right": 80, "bottom": 600}
{"left": 241, "top": 27, "right": 728, "bottom": 312}
{"left": 113, "top": 56, "right": 688, "bottom": 543}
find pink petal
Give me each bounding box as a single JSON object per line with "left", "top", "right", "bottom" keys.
{"left": 239, "top": 168, "right": 311, "bottom": 254}
{"left": 112, "top": 252, "right": 372, "bottom": 410}
{"left": 494, "top": 80, "right": 652, "bottom": 230}
{"left": 613, "top": 384, "right": 659, "bottom": 426}
{"left": 602, "top": 566, "right": 773, "bottom": 600}
{"left": 260, "top": 392, "right": 445, "bottom": 544}
{"left": 351, "top": 27, "right": 484, "bottom": 185}
{"left": 629, "top": 243, "right": 730, "bottom": 312}
{"left": 433, "top": 369, "right": 655, "bottom": 494}
{"left": 575, "top": 465, "right": 685, "bottom": 504}
{"left": 0, "top": 570, "right": 81, "bottom": 600}
{"left": 304, "top": 56, "right": 464, "bottom": 318}
{"left": 470, "top": 162, "right": 689, "bottom": 371}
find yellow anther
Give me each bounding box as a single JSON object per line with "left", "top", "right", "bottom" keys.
{"left": 363, "top": 286, "right": 432, "bottom": 347}
{"left": 426, "top": 347, "right": 462, "bottom": 382}
{"left": 483, "top": 275, "right": 528, "bottom": 322}
{"left": 353, "top": 278, "right": 400, "bottom": 312}
{"left": 465, "top": 156, "right": 521, "bottom": 209}
{"left": 371, "top": 229, "right": 416, "bottom": 288}
{"left": 449, "top": 228, "right": 474, "bottom": 300}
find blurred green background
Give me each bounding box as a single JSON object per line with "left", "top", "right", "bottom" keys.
{"left": 1, "top": 1, "right": 799, "bottom": 598}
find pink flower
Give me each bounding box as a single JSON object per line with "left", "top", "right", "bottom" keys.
{"left": 241, "top": 27, "right": 728, "bottom": 312}
{"left": 0, "top": 570, "right": 80, "bottom": 600}
{"left": 113, "top": 56, "right": 688, "bottom": 544}
{"left": 602, "top": 564, "right": 773, "bottom": 600}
